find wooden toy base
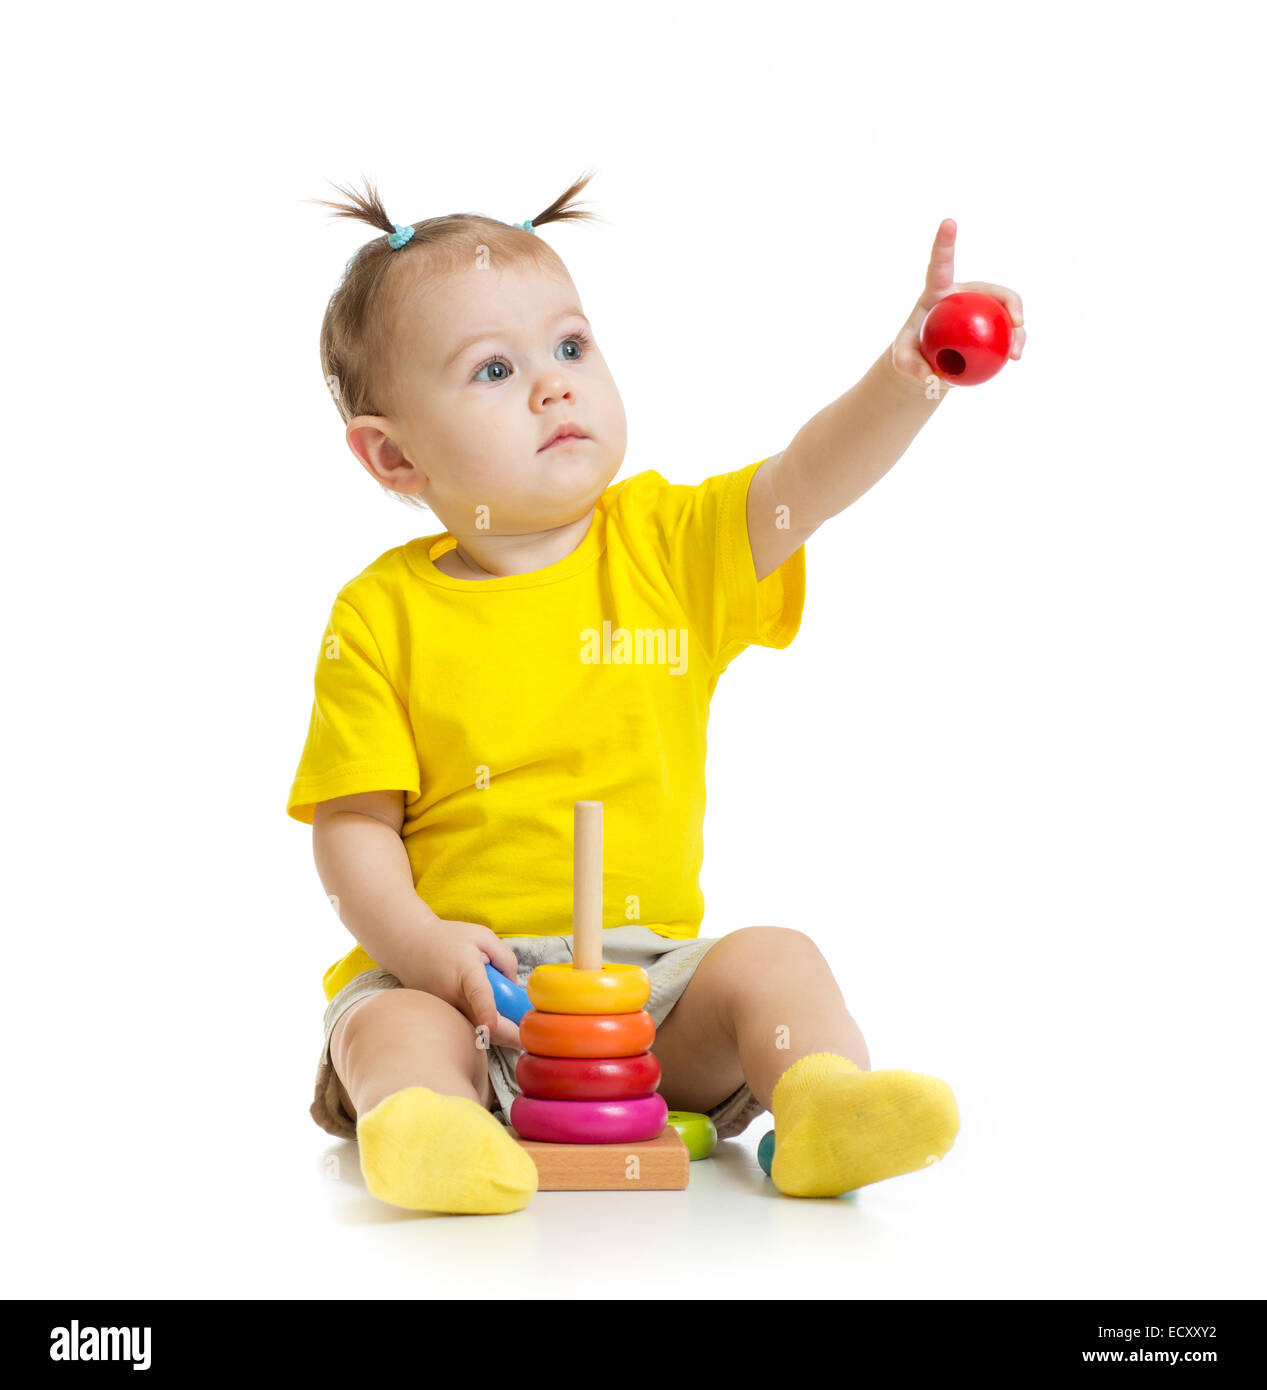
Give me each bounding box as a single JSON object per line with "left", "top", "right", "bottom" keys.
{"left": 507, "top": 1125, "right": 689, "bottom": 1191}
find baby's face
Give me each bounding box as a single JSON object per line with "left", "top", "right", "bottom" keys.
{"left": 374, "top": 259, "right": 627, "bottom": 534}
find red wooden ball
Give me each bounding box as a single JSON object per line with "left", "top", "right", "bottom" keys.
{"left": 516, "top": 1050, "right": 661, "bottom": 1101}
{"left": 918, "top": 291, "right": 1013, "bottom": 386}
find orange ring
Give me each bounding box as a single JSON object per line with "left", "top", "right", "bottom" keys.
{"left": 519, "top": 1009, "right": 655, "bottom": 1059}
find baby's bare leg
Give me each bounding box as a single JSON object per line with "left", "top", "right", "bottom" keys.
{"left": 653, "top": 926, "right": 870, "bottom": 1113}
{"left": 330, "top": 989, "right": 495, "bottom": 1125}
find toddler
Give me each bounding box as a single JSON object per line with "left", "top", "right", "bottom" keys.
{"left": 289, "top": 170, "right": 1024, "bottom": 1214}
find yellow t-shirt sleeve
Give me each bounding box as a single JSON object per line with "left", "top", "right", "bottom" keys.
{"left": 286, "top": 596, "right": 420, "bottom": 824}
{"left": 643, "top": 458, "right": 806, "bottom": 674}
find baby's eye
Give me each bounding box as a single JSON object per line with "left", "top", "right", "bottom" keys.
{"left": 472, "top": 332, "right": 591, "bottom": 383}
{"left": 473, "top": 357, "right": 511, "bottom": 383}
{"left": 556, "top": 332, "right": 591, "bottom": 361}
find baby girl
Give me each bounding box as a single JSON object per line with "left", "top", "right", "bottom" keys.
{"left": 288, "top": 170, "right": 1025, "bottom": 1214}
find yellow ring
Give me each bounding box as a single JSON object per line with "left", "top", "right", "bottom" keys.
{"left": 526, "top": 961, "right": 651, "bottom": 1014}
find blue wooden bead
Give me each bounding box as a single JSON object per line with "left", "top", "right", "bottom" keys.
{"left": 757, "top": 1129, "right": 776, "bottom": 1176}
{"left": 484, "top": 961, "right": 532, "bottom": 1026}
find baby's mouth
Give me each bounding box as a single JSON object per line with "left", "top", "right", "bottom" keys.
{"left": 539, "top": 422, "right": 590, "bottom": 451}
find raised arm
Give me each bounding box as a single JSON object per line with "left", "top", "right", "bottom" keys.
{"left": 745, "top": 352, "right": 943, "bottom": 581}
{"left": 745, "top": 220, "right": 1025, "bottom": 583}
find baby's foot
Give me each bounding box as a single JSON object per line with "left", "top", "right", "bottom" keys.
{"left": 770, "top": 1052, "right": 959, "bottom": 1197}
{"left": 356, "top": 1085, "right": 538, "bottom": 1214}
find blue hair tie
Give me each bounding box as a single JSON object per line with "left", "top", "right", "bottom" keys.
{"left": 514, "top": 219, "right": 535, "bottom": 233}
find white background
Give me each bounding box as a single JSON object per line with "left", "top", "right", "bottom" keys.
{"left": 3, "top": 0, "right": 1263, "bottom": 1300}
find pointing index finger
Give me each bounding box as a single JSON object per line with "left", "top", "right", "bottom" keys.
{"left": 925, "top": 218, "right": 957, "bottom": 296}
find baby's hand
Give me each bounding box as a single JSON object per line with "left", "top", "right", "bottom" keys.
{"left": 392, "top": 916, "right": 524, "bottom": 1052}
{"left": 890, "top": 218, "right": 1026, "bottom": 387}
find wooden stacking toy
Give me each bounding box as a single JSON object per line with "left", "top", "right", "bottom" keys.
{"left": 505, "top": 801, "right": 689, "bottom": 1190}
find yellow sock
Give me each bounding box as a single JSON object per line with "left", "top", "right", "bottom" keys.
{"left": 769, "top": 1052, "right": 959, "bottom": 1197}
{"left": 356, "top": 1086, "right": 538, "bottom": 1214}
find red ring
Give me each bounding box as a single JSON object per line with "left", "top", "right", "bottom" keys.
{"left": 516, "top": 1051, "right": 661, "bottom": 1101}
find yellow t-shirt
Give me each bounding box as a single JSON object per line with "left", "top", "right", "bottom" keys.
{"left": 288, "top": 458, "right": 806, "bottom": 1001}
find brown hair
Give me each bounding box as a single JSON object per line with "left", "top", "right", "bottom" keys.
{"left": 308, "top": 169, "right": 603, "bottom": 437}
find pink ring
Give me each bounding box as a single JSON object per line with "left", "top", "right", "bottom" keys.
{"left": 510, "top": 1093, "right": 668, "bottom": 1145}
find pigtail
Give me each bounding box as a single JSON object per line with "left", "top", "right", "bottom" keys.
{"left": 525, "top": 167, "right": 606, "bottom": 232}
{"left": 305, "top": 174, "right": 401, "bottom": 238}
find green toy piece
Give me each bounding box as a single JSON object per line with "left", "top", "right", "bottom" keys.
{"left": 665, "top": 1110, "right": 718, "bottom": 1161}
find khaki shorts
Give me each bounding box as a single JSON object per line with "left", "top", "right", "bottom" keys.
{"left": 311, "top": 924, "right": 766, "bottom": 1143}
